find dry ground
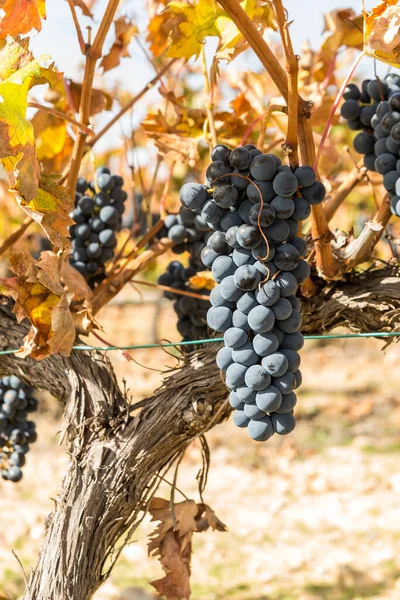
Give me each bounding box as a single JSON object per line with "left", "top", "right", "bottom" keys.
{"left": 1, "top": 294, "right": 400, "bottom": 600}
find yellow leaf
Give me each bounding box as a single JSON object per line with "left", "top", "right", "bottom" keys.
{"left": 364, "top": 0, "right": 400, "bottom": 67}
{"left": 189, "top": 271, "right": 215, "bottom": 291}
{"left": 165, "top": 0, "right": 222, "bottom": 60}
{"left": 0, "top": 0, "right": 46, "bottom": 36}
{"left": 0, "top": 250, "right": 75, "bottom": 359}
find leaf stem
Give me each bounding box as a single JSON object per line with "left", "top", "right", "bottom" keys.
{"left": 27, "top": 102, "right": 94, "bottom": 135}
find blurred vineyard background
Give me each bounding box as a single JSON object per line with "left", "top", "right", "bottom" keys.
{"left": 1, "top": 0, "right": 400, "bottom": 598}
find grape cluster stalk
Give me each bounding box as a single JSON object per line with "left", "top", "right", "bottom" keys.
{"left": 0, "top": 376, "right": 38, "bottom": 482}
{"left": 178, "top": 144, "right": 325, "bottom": 441}
{"left": 341, "top": 74, "right": 400, "bottom": 216}
{"left": 69, "top": 167, "right": 127, "bottom": 287}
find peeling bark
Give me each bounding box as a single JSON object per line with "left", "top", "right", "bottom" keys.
{"left": 0, "top": 265, "right": 399, "bottom": 599}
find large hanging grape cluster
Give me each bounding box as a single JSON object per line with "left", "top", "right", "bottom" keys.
{"left": 69, "top": 167, "right": 127, "bottom": 287}
{"left": 0, "top": 376, "right": 38, "bottom": 483}
{"left": 341, "top": 74, "right": 400, "bottom": 216}
{"left": 179, "top": 144, "right": 325, "bottom": 441}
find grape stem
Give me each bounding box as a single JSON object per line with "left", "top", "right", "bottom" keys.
{"left": 273, "top": 0, "right": 299, "bottom": 168}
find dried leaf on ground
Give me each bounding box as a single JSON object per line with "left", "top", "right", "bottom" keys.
{"left": 0, "top": 0, "right": 46, "bottom": 36}
{"left": 100, "top": 16, "right": 138, "bottom": 72}
{"left": 148, "top": 497, "right": 226, "bottom": 600}
{"left": 0, "top": 251, "right": 75, "bottom": 359}
{"left": 364, "top": 0, "right": 400, "bottom": 67}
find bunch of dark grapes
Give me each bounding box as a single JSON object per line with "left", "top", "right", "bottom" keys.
{"left": 179, "top": 144, "right": 325, "bottom": 442}
{"left": 341, "top": 74, "right": 400, "bottom": 216}
{"left": 0, "top": 376, "right": 38, "bottom": 483}
{"left": 156, "top": 202, "right": 211, "bottom": 258}
{"left": 69, "top": 167, "right": 127, "bottom": 287}
{"left": 158, "top": 260, "right": 209, "bottom": 341}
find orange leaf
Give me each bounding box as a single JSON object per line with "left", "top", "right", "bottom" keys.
{"left": 0, "top": 251, "right": 75, "bottom": 359}
{"left": 72, "top": 0, "right": 92, "bottom": 17}
{"left": 364, "top": 0, "right": 400, "bottom": 67}
{"left": 0, "top": 0, "right": 46, "bottom": 36}
{"left": 189, "top": 271, "right": 215, "bottom": 291}
{"left": 69, "top": 81, "right": 113, "bottom": 116}
{"left": 100, "top": 16, "right": 138, "bottom": 72}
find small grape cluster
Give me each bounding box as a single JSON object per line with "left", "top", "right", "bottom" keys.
{"left": 0, "top": 376, "right": 38, "bottom": 483}
{"left": 69, "top": 167, "right": 127, "bottom": 287}
{"left": 156, "top": 203, "right": 211, "bottom": 258}
{"left": 158, "top": 260, "right": 209, "bottom": 341}
{"left": 341, "top": 74, "right": 400, "bottom": 216}
{"left": 179, "top": 144, "right": 325, "bottom": 442}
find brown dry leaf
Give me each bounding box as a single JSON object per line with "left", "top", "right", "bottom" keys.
{"left": 100, "top": 16, "right": 138, "bottom": 72}
{"left": 148, "top": 498, "right": 226, "bottom": 600}
{"left": 364, "top": 0, "right": 400, "bottom": 67}
{"left": 69, "top": 81, "right": 113, "bottom": 116}
{"left": 61, "top": 262, "right": 93, "bottom": 332}
{"left": 0, "top": 251, "right": 75, "bottom": 359}
{"left": 0, "top": 0, "right": 46, "bottom": 36}
{"left": 189, "top": 272, "right": 215, "bottom": 291}
{"left": 72, "top": 0, "right": 93, "bottom": 17}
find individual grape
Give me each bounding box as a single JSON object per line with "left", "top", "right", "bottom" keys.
{"left": 274, "top": 391, "right": 297, "bottom": 414}
{"left": 212, "top": 256, "right": 236, "bottom": 282}
{"left": 340, "top": 99, "right": 361, "bottom": 120}
{"left": 245, "top": 364, "right": 272, "bottom": 391}
{"left": 233, "top": 264, "right": 261, "bottom": 291}
{"left": 248, "top": 305, "right": 275, "bottom": 333}
{"left": 270, "top": 196, "right": 295, "bottom": 219}
{"left": 224, "top": 327, "right": 248, "bottom": 349}
{"left": 343, "top": 83, "right": 360, "bottom": 100}
{"left": 233, "top": 409, "right": 250, "bottom": 428}
{"left": 271, "top": 412, "right": 296, "bottom": 435}
{"left": 376, "top": 100, "right": 390, "bottom": 120}
{"left": 247, "top": 180, "right": 275, "bottom": 203}
{"left": 244, "top": 403, "right": 266, "bottom": 420}
{"left": 253, "top": 332, "right": 280, "bottom": 356}
{"left": 249, "top": 154, "right": 277, "bottom": 181}
{"left": 261, "top": 352, "right": 289, "bottom": 377}
{"left": 236, "top": 224, "right": 262, "bottom": 249}
{"left": 255, "top": 385, "right": 282, "bottom": 413}
{"left": 265, "top": 219, "right": 291, "bottom": 243}
{"left": 273, "top": 372, "right": 296, "bottom": 395}
{"left": 211, "top": 144, "right": 230, "bottom": 163}
{"left": 229, "top": 391, "right": 244, "bottom": 410}
{"left": 359, "top": 105, "right": 376, "bottom": 127}
{"left": 280, "top": 349, "right": 300, "bottom": 372}
{"left": 232, "top": 247, "right": 254, "bottom": 267}
{"left": 375, "top": 153, "right": 397, "bottom": 175}
{"left": 206, "top": 160, "right": 231, "bottom": 183}
{"left": 236, "top": 291, "right": 258, "bottom": 314}
{"left": 367, "top": 79, "right": 388, "bottom": 101}
{"left": 347, "top": 118, "right": 363, "bottom": 131}
{"left": 226, "top": 226, "right": 240, "bottom": 248}
{"left": 294, "top": 166, "right": 316, "bottom": 188}
{"left": 213, "top": 184, "right": 238, "bottom": 208}
{"left": 288, "top": 236, "right": 306, "bottom": 256}
{"left": 237, "top": 386, "right": 257, "bottom": 404}
{"left": 252, "top": 240, "right": 275, "bottom": 262}
{"left": 375, "top": 123, "right": 389, "bottom": 139}
{"left": 99, "top": 205, "right": 119, "bottom": 226}
{"left": 301, "top": 181, "right": 326, "bottom": 205}
{"left": 248, "top": 203, "right": 275, "bottom": 227}
{"left": 168, "top": 224, "right": 187, "bottom": 243}
{"left": 216, "top": 346, "right": 233, "bottom": 371}
{"left": 99, "top": 229, "right": 116, "bottom": 247}
{"left": 232, "top": 309, "right": 251, "bottom": 333}
{"left": 207, "top": 306, "right": 232, "bottom": 332}
{"left": 230, "top": 147, "right": 252, "bottom": 170}
{"left": 86, "top": 242, "right": 102, "bottom": 259}
{"left": 226, "top": 363, "right": 248, "bottom": 389}
{"left": 277, "top": 309, "right": 302, "bottom": 333}
{"left": 256, "top": 280, "right": 280, "bottom": 307}
{"left": 353, "top": 131, "right": 375, "bottom": 155}
{"left": 271, "top": 298, "right": 292, "bottom": 320}
{"left": 364, "top": 153, "right": 377, "bottom": 171}
{"left": 381, "top": 111, "right": 400, "bottom": 132}
{"left": 238, "top": 200, "right": 253, "bottom": 224}
{"left": 247, "top": 416, "right": 274, "bottom": 441}
{"left": 201, "top": 201, "right": 224, "bottom": 225}
{"left": 389, "top": 92, "right": 400, "bottom": 112}
{"left": 220, "top": 211, "right": 243, "bottom": 231}
{"left": 231, "top": 169, "right": 249, "bottom": 189}
{"left": 208, "top": 231, "right": 230, "bottom": 254}
{"left": 375, "top": 138, "right": 388, "bottom": 155}
{"left": 386, "top": 137, "right": 400, "bottom": 155}
{"left": 292, "top": 260, "right": 311, "bottom": 284}
{"left": 232, "top": 342, "right": 259, "bottom": 366}
{"left": 180, "top": 183, "right": 207, "bottom": 210}
{"left": 274, "top": 244, "right": 300, "bottom": 271}
{"left": 272, "top": 171, "right": 298, "bottom": 197}
{"left": 75, "top": 223, "right": 91, "bottom": 241}
{"left": 292, "top": 197, "right": 311, "bottom": 220}
{"left": 275, "top": 272, "right": 298, "bottom": 297}
{"left": 293, "top": 369, "right": 302, "bottom": 389}
{"left": 220, "top": 275, "right": 242, "bottom": 301}
{"left": 383, "top": 170, "right": 400, "bottom": 191}
{"left": 194, "top": 214, "right": 210, "bottom": 231}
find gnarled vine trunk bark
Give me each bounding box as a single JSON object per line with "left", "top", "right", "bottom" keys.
{"left": 0, "top": 264, "right": 399, "bottom": 600}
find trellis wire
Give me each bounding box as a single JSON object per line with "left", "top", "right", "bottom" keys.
{"left": 0, "top": 331, "right": 399, "bottom": 355}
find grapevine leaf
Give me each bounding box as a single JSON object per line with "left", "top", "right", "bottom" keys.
{"left": 100, "top": 16, "right": 138, "bottom": 72}
{"left": 364, "top": 0, "right": 400, "bottom": 67}
{"left": 69, "top": 81, "right": 113, "bottom": 115}
{"left": 72, "top": 0, "right": 93, "bottom": 17}
{"left": 0, "top": 0, "right": 46, "bottom": 36}
{"left": 15, "top": 175, "right": 74, "bottom": 247}
{"left": 0, "top": 250, "right": 75, "bottom": 359}
{"left": 31, "top": 110, "right": 73, "bottom": 175}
